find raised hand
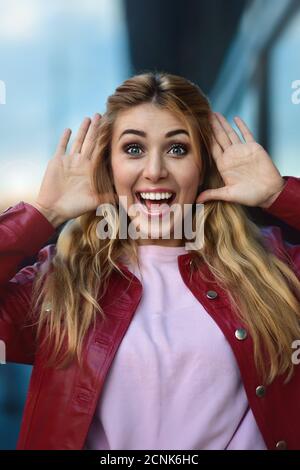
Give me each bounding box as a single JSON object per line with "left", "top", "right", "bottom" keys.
{"left": 196, "top": 112, "right": 286, "bottom": 208}
{"left": 30, "top": 114, "right": 103, "bottom": 227}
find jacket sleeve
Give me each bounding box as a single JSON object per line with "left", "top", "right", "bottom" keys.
{"left": 261, "top": 175, "right": 300, "bottom": 275}
{"left": 0, "top": 202, "right": 56, "bottom": 365}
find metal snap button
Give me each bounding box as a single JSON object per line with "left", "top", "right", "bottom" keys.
{"left": 206, "top": 290, "right": 218, "bottom": 300}
{"left": 235, "top": 328, "right": 248, "bottom": 340}
{"left": 255, "top": 385, "right": 266, "bottom": 397}
{"left": 275, "top": 440, "right": 287, "bottom": 450}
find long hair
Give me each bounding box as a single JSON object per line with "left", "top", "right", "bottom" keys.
{"left": 31, "top": 72, "right": 300, "bottom": 384}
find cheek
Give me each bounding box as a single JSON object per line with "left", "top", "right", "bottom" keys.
{"left": 111, "top": 157, "right": 137, "bottom": 193}
{"left": 176, "top": 165, "right": 200, "bottom": 192}
{"left": 172, "top": 160, "right": 201, "bottom": 204}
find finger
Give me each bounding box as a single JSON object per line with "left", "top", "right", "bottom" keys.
{"left": 234, "top": 116, "right": 255, "bottom": 143}
{"left": 55, "top": 128, "right": 72, "bottom": 155}
{"left": 210, "top": 134, "right": 223, "bottom": 162}
{"left": 81, "top": 113, "right": 101, "bottom": 158}
{"left": 210, "top": 113, "right": 232, "bottom": 150}
{"left": 196, "top": 186, "right": 231, "bottom": 204}
{"left": 70, "top": 117, "right": 92, "bottom": 155}
{"left": 214, "top": 112, "right": 241, "bottom": 145}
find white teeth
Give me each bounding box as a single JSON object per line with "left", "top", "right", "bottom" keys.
{"left": 139, "top": 192, "right": 173, "bottom": 201}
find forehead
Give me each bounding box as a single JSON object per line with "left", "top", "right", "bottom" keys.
{"left": 112, "top": 103, "right": 188, "bottom": 139}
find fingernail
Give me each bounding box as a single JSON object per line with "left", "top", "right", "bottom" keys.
{"left": 93, "top": 113, "right": 101, "bottom": 121}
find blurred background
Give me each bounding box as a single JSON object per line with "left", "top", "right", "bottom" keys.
{"left": 0, "top": 0, "right": 299, "bottom": 449}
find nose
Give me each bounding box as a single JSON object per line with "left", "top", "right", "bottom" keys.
{"left": 142, "top": 153, "right": 168, "bottom": 182}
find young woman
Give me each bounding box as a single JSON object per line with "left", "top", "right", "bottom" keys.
{"left": 0, "top": 72, "right": 300, "bottom": 450}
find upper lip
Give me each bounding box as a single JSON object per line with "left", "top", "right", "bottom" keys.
{"left": 135, "top": 188, "right": 176, "bottom": 193}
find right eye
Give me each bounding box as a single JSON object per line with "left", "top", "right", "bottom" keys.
{"left": 123, "top": 143, "right": 143, "bottom": 156}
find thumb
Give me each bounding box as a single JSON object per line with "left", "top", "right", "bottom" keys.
{"left": 196, "top": 186, "right": 230, "bottom": 204}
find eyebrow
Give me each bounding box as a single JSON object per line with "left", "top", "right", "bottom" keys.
{"left": 118, "top": 128, "right": 189, "bottom": 141}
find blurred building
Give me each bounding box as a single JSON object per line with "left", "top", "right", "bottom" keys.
{"left": 210, "top": 0, "right": 300, "bottom": 243}
{"left": 0, "top": 0, "right": 131, "bottom": 449}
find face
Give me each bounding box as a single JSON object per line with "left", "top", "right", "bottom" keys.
{"left": 110, "top": 103, "right": 202, "bottom": 246}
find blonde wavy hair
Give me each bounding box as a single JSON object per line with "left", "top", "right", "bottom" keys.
{"left": 31, "top": 72, "right": 300, "bottom": 384}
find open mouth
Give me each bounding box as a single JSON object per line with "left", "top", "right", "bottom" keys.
{"left": 135, "top": 191, "right": 176, "bottom": 211}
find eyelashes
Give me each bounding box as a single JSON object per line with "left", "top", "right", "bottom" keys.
{"left": 123, "top": 142, "right": 189, "bottom": 157}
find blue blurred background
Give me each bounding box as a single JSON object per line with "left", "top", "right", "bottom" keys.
{"left": 0, "top": 0, "right": 299, "bottom": 449}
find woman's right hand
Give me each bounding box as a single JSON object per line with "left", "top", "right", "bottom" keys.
{"left": 30, "top": 113, "right": 103, "bottom": 228}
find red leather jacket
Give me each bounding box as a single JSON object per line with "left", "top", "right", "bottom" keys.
{"left": 0, "top": 176, "right": 300, "bottom": 450}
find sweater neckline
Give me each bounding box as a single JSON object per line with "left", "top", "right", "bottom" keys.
{"left": 136, "top": 244, "right": 188, "bottom": 260}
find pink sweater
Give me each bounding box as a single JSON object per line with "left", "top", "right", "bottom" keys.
{"left": 85, "top": 244, "right": 267, "bottom": 450}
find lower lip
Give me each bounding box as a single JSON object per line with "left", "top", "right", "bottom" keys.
{"left": 134, "top": 195, "right": 175, "bottom": 217}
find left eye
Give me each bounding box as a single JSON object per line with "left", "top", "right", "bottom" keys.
{"left": 168, "top": 144, "right": 188, "bottom": 156}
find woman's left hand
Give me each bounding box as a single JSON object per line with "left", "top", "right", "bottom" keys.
{"left": 196, "top": 112, "right": 286, "bottom": 208}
